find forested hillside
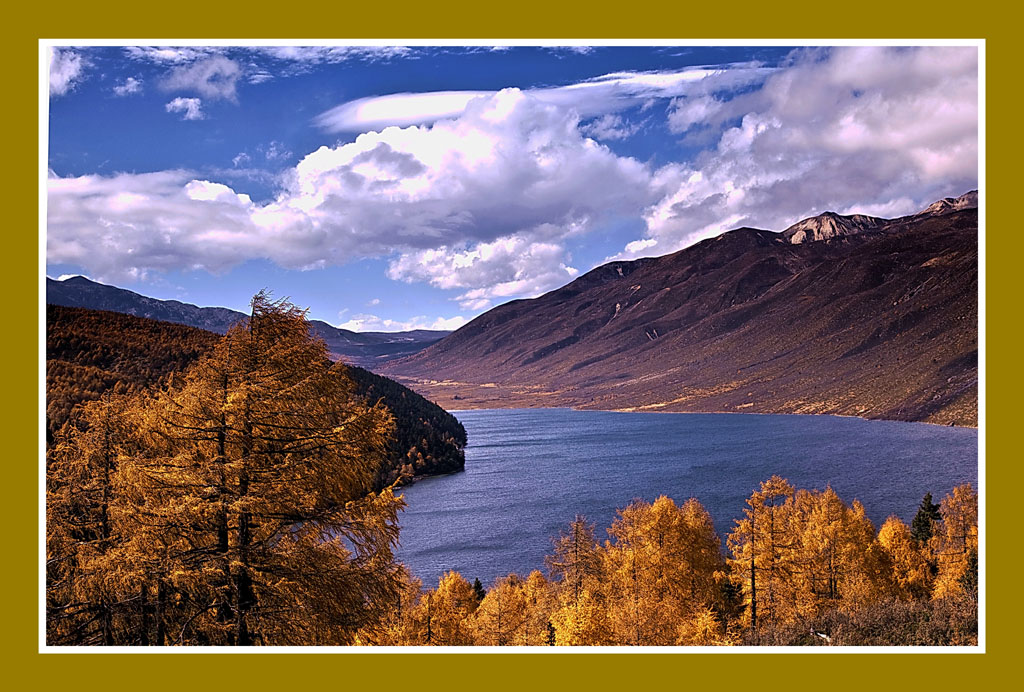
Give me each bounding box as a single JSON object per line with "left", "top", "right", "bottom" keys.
{"left": 348, "top": 365, "right": 467, "bottom": 487}
{"left": 46, "top": 305, "right": 220, "bottom": 440}
{"left": 46, "top": 304, "right": 465, "bottom": 485}
{"left": 47, "top": 276, "right": 448, "bottom": 368}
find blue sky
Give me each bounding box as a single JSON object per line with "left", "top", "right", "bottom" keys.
{"left": 46, "top": 44, "right": 979, "bottom": 330}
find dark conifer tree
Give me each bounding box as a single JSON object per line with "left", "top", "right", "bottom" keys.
{"left": 911, "top": 492, "right": 942, "bottom": 543}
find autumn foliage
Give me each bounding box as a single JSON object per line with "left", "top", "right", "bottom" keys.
{"left": 46, "top": 297, "right": 978, "bottom": 647}
{"left": 356, "top": 482, "right": 977, "bottom": 647}
{"left": 47, "top": 294, "right": 406, "bottom": 645}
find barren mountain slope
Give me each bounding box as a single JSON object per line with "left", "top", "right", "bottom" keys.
{"left": 381, "top": 209, "right": 978, "bottom": 426}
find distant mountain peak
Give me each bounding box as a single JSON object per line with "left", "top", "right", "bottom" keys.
{"left": 783, "top": 211, "right": 888, "bottom": 244}
{"left": 783, "top": 190, "right": 978, "bottom": 245}
{"left": 916, "top": 190, "right": 978, "bottom": 217}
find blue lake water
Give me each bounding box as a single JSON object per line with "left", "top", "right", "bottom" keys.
{"left": 394, "top": 409, "right": 978, "bottom": 588}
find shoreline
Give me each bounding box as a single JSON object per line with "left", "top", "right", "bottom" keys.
{"left": 444, "top": 404, "right": 979, "bottom": 430}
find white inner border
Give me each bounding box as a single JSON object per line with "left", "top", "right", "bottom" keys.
{"left": 38, "top": 37, "right": 987, "bottom": 655}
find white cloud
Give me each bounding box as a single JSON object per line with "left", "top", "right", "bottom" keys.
{"left": 113, "top": 76, "right": 143, "bottom": 97}
{"left": 386, "top": 235, "right": 581, "bottom": 311}
{"left": 552, "top": 46, "right": 596, "bottom": 56}
{"left": 580, "top": 114, "right": 642, "bottom": 141}
{"left": 315, "top": 91, "right": 491, "bottom": 132}
{"left": 611, "top": 46, "right": 979, "bottom": 260}
{"left": 49, "top": 48, "right": 85, "bottom": 96}
{"left": 47, "top": 48, "right": 979, "bottom": 312}
{"left": 666, "top": 95, "right": 724, "bottom": 133}
{"left": 257, "top": 46, "right": 412, "bottom": 64}
{"left": 367, "top": 298, "right": 381, "bottom": 306}
{"left": 48, "top": 90, "right": 653, "bottom": 292}
{"left": 337, "top": 313, "right": 466, "bottom": 332}
{"left": 247, "top": 70, "right": 273, "bottom": 85}
{"left": 161, "top": 55, "right": 241, "bottom": 101}
{"left": 261, "top": 141, "right": 292, "bottom": 162}
{"left": 165, "top": 97, "right": 204, "bottom": 120}
{"left": 232, "top": 152, "right": 251, "bottom": 167}
{"left": 124, "top": 46, "right": 221, "bottom": 64}
{"left": 314, "top": 64, "right": 773, "bottom": 133}
{"left": 47, "top": 170, "right": 257, "bottom": 280}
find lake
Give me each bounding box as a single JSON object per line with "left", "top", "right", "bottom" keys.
{"left": 394, "top": 409, "right": 978, "bottom": 588}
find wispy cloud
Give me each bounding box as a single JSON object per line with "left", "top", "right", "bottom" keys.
{"left": 314, "top": 64, "right": 774, "bottom": 133}
{"left": 124, "top": 46, "right": 222, "bottom": 64}
{"left": 256, "top": 46, "right": 413, "bottom": 64}
{"left": 337, "top": 312, "right": 466, "bottom": 332}
{"left": 260, "top": 141, "right": 292, "bottom": 162}
{"left": 161, "top": 55, "right": 241, "bottom": 101}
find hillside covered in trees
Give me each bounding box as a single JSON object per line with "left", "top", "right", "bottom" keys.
{"left": 46, "top": 303, "right": 465, "bottom": 486}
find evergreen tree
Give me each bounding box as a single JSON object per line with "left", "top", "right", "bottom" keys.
{"left": 911, "top": 492, "right": 942, "bottom": 543}
{"left": 472, "top": 577, "right": 487, "bottom": 604}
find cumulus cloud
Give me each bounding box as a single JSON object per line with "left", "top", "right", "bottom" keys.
{"left": 48, "top": 89, "right": 653, "bottom": 292}
{"left": 337, "top": 313, "right": 467, "bottom": 332}
{"left": 162, "top": 55, "right": 241, "bottom": 101}
{"left": 49, "top": 48, "right": 85, "bottom": 96}
{"left": 47, "top": 171, "right": 257, "bottom": 280}
{"left": 386, "top": 235, "right": 581, "bottom": 310}
{"left": 113, "top": 76, "right": 143, "bottom": 97}
{"left": 612, "top": 46, "right": 979, "bottom": 260}
{"left": 314, "top": 64, "right": 773, "bottom": 133}
{"left": 165, "top": 97, "right": 204, "bottom": 120}
{"left": 48, "top": 47, "right": 979, "bottom": 312}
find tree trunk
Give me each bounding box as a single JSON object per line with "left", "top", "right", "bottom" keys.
{"left": 155, "top": 579, "right": 166, "bottom": 646}
{"left": 140, "top": 583, "right": 150, "bottom": 646}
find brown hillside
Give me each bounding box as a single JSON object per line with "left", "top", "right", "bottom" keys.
{"left": 380, "top": 209, "right": 978, "bottom": 426}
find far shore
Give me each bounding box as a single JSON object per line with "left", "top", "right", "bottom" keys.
{"left": 444, "top": 403, "right": 978, "bottom": 430}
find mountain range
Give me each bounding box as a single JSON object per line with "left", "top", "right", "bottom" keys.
{"left": 379, "top": 192, "right": 978, "bottom": 426}
{"left": 46, "top": 276, "right": 449, "bottom": 368}
{"left": 47, "top": 191, "right": 979, "bottom": 426}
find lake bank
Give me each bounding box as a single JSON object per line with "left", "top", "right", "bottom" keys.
{"left": 386, "top": 375, "right": 977, "bottom": 428}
